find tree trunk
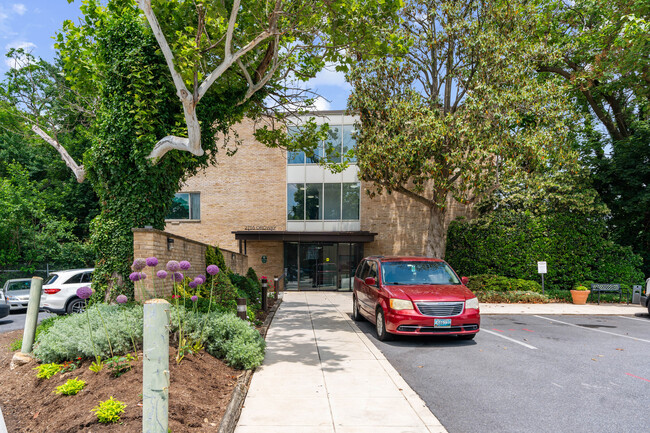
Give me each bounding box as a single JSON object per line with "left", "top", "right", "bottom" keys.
{"left": 426, "top": 205, "right": 447, "bottom": 259}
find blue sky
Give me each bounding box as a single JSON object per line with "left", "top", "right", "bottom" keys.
{"left": 0, "top": 1, "right": 349, "bottom": 110}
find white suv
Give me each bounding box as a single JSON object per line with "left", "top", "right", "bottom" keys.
{"left": 41, "top": 268, "right": 94, "bottom": 314}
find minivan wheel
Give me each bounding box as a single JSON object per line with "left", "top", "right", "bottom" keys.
{"left": 375, "top": 308, "right": 392, "bottom": 341}
{"left": 352, "top": 296, "right": 362, "bottom": 322}
{"left": 67, "top": 298, "right": 86, "bottom": 314}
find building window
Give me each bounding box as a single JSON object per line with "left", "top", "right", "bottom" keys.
{"left": 166, "top": 192, "right": 200, "bottom": 220}
{"left": 287, "top": 183, "right": 360, "bottom": 221}
{"left": 288, "top": 124, "right": 356, "bottom": 165}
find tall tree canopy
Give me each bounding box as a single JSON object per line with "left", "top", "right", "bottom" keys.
{"left": 536, "top": 0, "right": 650, "bottom": 273}
{"left": 1, "top": 0, "right": 401, "bottom": 298}
{"left": 348, "top": 0, "right": 575, "bottom": 258}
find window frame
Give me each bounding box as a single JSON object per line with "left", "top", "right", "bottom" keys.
{"left": 165, "top": 192, "right": 201, "bottom": 221}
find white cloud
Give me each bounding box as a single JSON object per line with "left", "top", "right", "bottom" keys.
{"left": 4, "top": 40, "right": 36, "bottom": 69}
{"left": 311, "top": 96, "right": 331, "bottom": 111}
{"left": 12, "top": 4, "right": 27, "bottom": 15}
{"left": 306, "top": 63, "right": 350, "bottom": 90}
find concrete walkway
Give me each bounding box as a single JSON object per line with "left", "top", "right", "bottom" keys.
{"left": 235, "top": 291, "right": 447, "bottom": 433}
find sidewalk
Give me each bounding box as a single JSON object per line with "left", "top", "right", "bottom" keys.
{"left": 235, "top": 291, "right": 447, "bottom": 433}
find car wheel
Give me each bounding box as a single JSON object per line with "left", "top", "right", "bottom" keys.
{"left": 458, "top": 334, "right": 476, "bottom": 341}
{"left": 375, "top": 308, "right": 392, "bottom": 341}
{"left": 352, "top": 296, "right": 363, "bottom": 322}
{"left": 66, "top": 298, "right": 86, "bottom": 314}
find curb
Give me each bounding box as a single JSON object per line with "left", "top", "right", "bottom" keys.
{"left": 217, "top": 293, "right": 283, "bottom": 433}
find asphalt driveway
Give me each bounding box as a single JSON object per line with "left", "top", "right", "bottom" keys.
{"left": 357, "top": 313, "right": 650, "bottom": 433}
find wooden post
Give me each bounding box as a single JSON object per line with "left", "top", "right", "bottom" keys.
{"left": 21, "top": 277, "right": 43, "bottom": 354}
{"left": 237, "top": 297, "right": 247, "bottom": 320}
{"left": 261, "top": 277, "right": 268, "bottom": 312}
{"left": 143, "top": 299, "right": 170, "bottom": 433}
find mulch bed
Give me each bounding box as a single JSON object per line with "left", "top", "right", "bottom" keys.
{"left": 0, "top": 297, "right": 278, "bottom": 432}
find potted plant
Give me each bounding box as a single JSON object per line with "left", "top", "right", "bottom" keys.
{"left": 570, "top": 285, "right": 590, "bottom": 305}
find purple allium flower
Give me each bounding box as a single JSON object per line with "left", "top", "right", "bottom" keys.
{"left": 166, "top": 260, "right": 181, "bottom": 272}
{"left": 139, "top": 272, "right": 147, "bottom": 280}
{"left": 146, "top": 257, "right": 158, "bottom": 267}
{"left": 77, "top": 286, "right": 93, "bottom": 300}
{"left": 179, "top": 260, "right": 191, "bottom": 270}
{"left": 189, "top": 281, "right": 198, "bottom": 289}
{"left": 116, "top": 295, "right": 128, "bottom": 304}
{"left": 196, "top": 274, "right": 206, "bottom": 284}
{"left": 206, "top": 265, "right": 220, "bottom": 275}
{"left": 129, "top": 272, "right": 141, "bottom": 282}
{"left": 191, "top": 295, "right": 198, "bottom": 302}
{"left": 132, "top": 258, "right": 146, "bottom": 271}
{"left": 173, "top": 272, "right": 184, "bottom": 282}
{"left": 157, "top": 270, "right": 168, "bottom": 279}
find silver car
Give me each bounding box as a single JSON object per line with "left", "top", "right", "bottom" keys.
{"left": 0, "top": 288, "right": 9, "bottom": 319}
{"left": 2, "top": 278, "right": 39, "bottom": 311}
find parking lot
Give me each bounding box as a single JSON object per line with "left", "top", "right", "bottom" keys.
{"left": 0, "top": 310, "right": 53, "bottom": 333}
{"left": 358, "top": 313, "right": 650, "bottom": 433}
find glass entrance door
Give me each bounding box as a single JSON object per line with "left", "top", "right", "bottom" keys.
{"left": 284, "top": 241, "right": 364, "bottom": 291}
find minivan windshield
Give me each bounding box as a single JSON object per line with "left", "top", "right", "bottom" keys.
{"left": 381, "top": 261, "right": 461, "bottom": 285}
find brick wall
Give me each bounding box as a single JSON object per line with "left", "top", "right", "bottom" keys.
{"left": 132, "top": 228, "right": 248, "bottom": 300}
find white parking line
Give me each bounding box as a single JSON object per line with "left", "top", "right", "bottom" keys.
{"left": 617, "top": 315, "right": 650, "bottom": 323}
{"left": 481, "top": 329, "right": 538, "bottom": 350}
{"left": 534, "top": 315, "right": 650, "bottom": 343}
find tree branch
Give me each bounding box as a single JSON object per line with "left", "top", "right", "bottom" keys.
{"left": 32, "top": 125, "right": 86, "bottom": 183}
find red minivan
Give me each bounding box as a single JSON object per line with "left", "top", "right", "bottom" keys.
{"left": 352, "top": 256, "right": 480, "bottom": 341}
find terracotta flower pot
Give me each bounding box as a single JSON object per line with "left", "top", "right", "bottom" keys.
{"left": 570, "top": 289, "right": 590, "bottom": 305}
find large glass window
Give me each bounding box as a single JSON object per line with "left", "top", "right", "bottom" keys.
{"left": 306, "top": 183, "right": 322, "bottom": 220}
{"left": 166, "top": 192, "right": 200, "bottom": 220}
{"left": 323, "top": 183, "right": 342, "bottom": 220}
{"left": 287, "top": 182, "right": 360, "bottom": 221}
{"left": 287, "top": 183, "right": 305, "bottom": 220}
{"left": 342, "top": 183, "right": 360, "bottom": 220}
{"left": 288, "top": 124, "right": 356, "bottom": 165}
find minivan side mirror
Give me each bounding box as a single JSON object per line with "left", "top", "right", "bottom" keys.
{"left": 364, "top": 277, "right": 376, "bottom": 286}
{"left": 461, "top": 276, "right": 469, "bottom": 285}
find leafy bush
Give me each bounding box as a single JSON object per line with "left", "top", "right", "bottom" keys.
{"left": 178, "top": 310, "right": 266, "bottom": 370}
{"left": 33, "top": 304, "right": 143, "bottom": 363}
{"left": 466, "top": 275, "right": 542, "bottom": 293}
{"left": 91, "top": 397, "right": 127, "bottom": 423}
{"left": 11, "top": 315, "right": 65, "bottom": 351}
{"left": 34, "top": 363, "right": 61, "bottom": 379}
{"left": 476, "top": 291, "right": 550, "bottom": 304}
{"left": 55, "top": 378, "right": 86, "bottom": 395}
{"left": 206, "top": 245, "right": 228, "bottom": 275}
{"left": 230, "top": 272, "right": 261, "bottom": 308}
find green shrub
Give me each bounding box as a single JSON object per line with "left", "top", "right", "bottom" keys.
{"left": 34, "top": 363, "right": 62, "bottom": 379}
{"left": 11, "top": 315, "right": 65, "bottom": 351}
{"left": 467, "top": 275, "right": 542, "bottom": 293}
{"left": 91, "top": 397, "right": 127, "bottom": 423}
{"left": 230, "top": 273, "right": 261, "bottom": 308}
{"left": 206, "top": 245, "right": 228, "bottom": 275}
{"left": 55, "top": 378, "right": 86, "bottom": 395}
{"left": 178, "top": 309, "right": 266, "bottom": 370}
{"left": 476, "top": 291, "right": 550, "bottom": 303}
{"left": 33, "top": 304, "right": 143, "bottom": 363}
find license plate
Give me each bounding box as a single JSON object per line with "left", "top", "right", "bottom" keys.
{"left": 434, "top": 319, "right": 452, "bottom": 328}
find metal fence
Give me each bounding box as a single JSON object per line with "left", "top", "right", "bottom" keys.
{"left": 0, "top": 265, "right": 59, "bottom": 287}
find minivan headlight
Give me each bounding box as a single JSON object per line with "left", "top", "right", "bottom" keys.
{"left": 465, "top": 297, "right": 479, "bottom": 310}
{"left": 389, "top": 298, "right": 414, "bottom": 310}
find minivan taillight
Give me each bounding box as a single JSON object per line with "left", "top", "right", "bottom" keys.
{"left": 44, "top": 288, "right": 61, "bottom": 294}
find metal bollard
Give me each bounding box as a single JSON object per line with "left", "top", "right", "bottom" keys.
{"left": 632, "top": 285, "right": 642, "bottom": 305}
{"left": 237, "top": 297, "right": 247, "bottom": 320}
{"left": 261, "top": 277, "right": 268, "bottom": 312}
{"left": 274, "top": 276, "right": 279, "bottom": 301}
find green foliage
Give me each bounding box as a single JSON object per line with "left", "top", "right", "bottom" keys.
{"left": 475, "top": 291, "right": 550, "bottom": 304}
{"left": 206, "top": 245, "right": 228, "bottom": 275}
{"left": 347, "top": 0, "right": 575, "bottom": 257}
{"left": 230, "top": 271, "right": 261, "bottom": 309}
{"left": 91, "top": 396, "right": 127, "bottom": 424}
{"left": 34, "top": 363, "right": 62, "bottom": 379}
{"left": 89, "top": 357, "right": 104, "bottom": 373}
{"left": 574, "top": 286, "right": 589, "bottom": 291}
{"left": 446, "top": 170, "right": 645, "bottom": 291}
{"left": 10, "top": 315, "right": 63, "bottom": 351}
{"left": 55, "top": 377, "right": 86, "bottom": 396}
{"left": 34, "top": 304, "right": 144, "bottom": 363}
{"left": 105, "top": 354, "right": 135, "bottom": 377}
{"left": 178, "top": 310, "right": 266, "bottom": 370}
{"left": 466, "top": 275, "right": 542, "bottom": 293}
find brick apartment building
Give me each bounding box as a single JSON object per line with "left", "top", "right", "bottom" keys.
{"left": 163, "top": 111, "right": 471, "bottom": 291}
